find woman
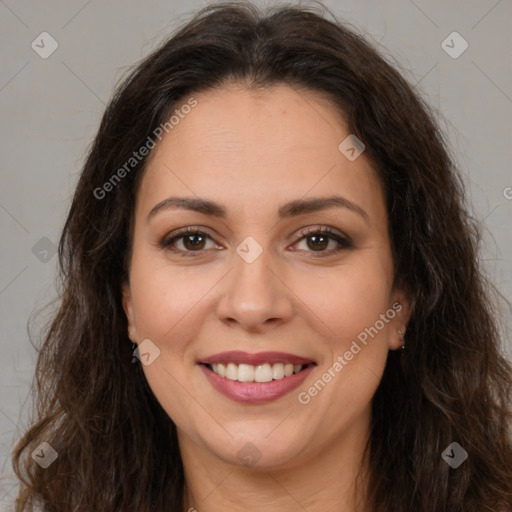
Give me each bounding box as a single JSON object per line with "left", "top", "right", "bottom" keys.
{"left": 10, "top": 1, "right": 512, "bottom": 511}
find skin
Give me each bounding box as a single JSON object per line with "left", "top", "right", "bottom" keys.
{"left": 122, "top": 82, "right": 411, "bottom": 512}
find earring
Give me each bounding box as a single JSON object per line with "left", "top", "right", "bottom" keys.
{"left": 398, "top": 329, "right": 405, "bottom": 350}
{"left": 128, "top": 330, "right": 138, "bottom": 362}
{"left": 130, "top": 341, "right": 138, "bottom": 363}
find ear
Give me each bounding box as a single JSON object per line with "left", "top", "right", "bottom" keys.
{"left": 388, "top": 287, "right": 412, "bottom": 351}
{"left": 122, "top": 281, "right": 137, "bottom": 343}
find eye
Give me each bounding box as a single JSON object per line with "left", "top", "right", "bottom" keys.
{"left": 159, "top": 225, "right": 352, "bottom": 258}
{"left": 290, "top": 226, "right": 352, "bottom": 256}
{"left": 159, "top": 227, "right": 221, "bottom": 256}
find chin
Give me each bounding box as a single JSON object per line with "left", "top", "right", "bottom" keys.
{"left": 201, "top": 426, "right": 311, "bottom": 470}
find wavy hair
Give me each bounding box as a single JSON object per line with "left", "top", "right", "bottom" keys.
{"left": 10, "top": 2, "right": 512, "bottom": 511}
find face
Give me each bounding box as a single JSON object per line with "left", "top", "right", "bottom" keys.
{"left": 122, "top": 83, "right": 410, "bottom": 470}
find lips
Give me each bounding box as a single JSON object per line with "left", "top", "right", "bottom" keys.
{"left": 198, "top": 351, "right": 316, "bottom": 404}
{"left": 199, "top": 350, "right": 314, "bottom": 366}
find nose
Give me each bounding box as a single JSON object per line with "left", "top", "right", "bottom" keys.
{"left": 215, "top": 247, "right": 294, "bottom": 333}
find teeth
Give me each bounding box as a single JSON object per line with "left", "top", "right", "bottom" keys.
{"left": 255, "top": 364, "right": 273, "bottom": 383}
{"left": 208, "top": 362, "right": 307, "bottom": 382}
{"left": 226, "top": 363, "right": 238, "bottom": 380}
{"left": 272, "top": 363, "right": 284, "bottom": 380}
{"left": 284, "top": 363, "right": 294, "bottom": 377}
{"left": 238, "top": 364, "right": 255, "bottom": 382}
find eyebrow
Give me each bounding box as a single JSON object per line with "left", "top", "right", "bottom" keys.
{"left": 147, "top": 195, "right": 370, "bottom": 224}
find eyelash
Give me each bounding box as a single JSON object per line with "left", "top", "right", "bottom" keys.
{"left": 159, "top": 226, "right": 353, "bottom": 258}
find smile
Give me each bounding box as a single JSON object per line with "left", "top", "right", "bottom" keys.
{"left": 206, "top": 362, "right": 310, "bottom": 382}
{"left": 198, "top": 351, "right": 317, "bottom": 403}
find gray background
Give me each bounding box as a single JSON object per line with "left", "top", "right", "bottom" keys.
{"left": 1, "top": 0, "right": 511, "bottom": 505}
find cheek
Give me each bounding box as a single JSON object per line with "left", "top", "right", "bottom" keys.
{"left": 293, "top": 256, "right": 393, "bottom": 346}
{"left": 129, "top": 253, "right": 212, "bottom": 344}
{"left": 296, "top": 267, "right": 392, "bottom": 430}
{"left": 140, "top": 358, "right": 204, "bottom": 441}
{"left": 129, "top": 255, "right": 209, "bottom": 428}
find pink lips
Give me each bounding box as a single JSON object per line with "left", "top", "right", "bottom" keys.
{"left": 198, "top": 351, "right": 316, "bottom": 404}
{"left": 200, "top": 350, "right": 314, "bottom": 366}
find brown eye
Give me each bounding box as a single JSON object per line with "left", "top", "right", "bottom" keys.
{"left": 292, "top": 227, "right": 352, "bottom": 256}
{"left": 181, "top": 232, "right": 207, "bottom": 250}
{"left": 305, "top": 234, "right": 330, "bottom": 251}
{"left": 159, "top": 228, "right": 219, "bottom": 256}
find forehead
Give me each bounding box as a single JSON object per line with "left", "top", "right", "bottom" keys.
{"left": 155, "top": 83, "right": 349, "bottom": 166}
{"left": 136, "top": 83, "right": 384, "bottom": 223}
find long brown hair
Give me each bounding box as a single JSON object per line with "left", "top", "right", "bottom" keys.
{"left": 10, "top": 2, "right": 512, "bottom": 510}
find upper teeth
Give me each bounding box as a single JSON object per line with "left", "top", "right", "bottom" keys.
{"left": 210, "top": 363, "right": 304, "bottom": 382}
